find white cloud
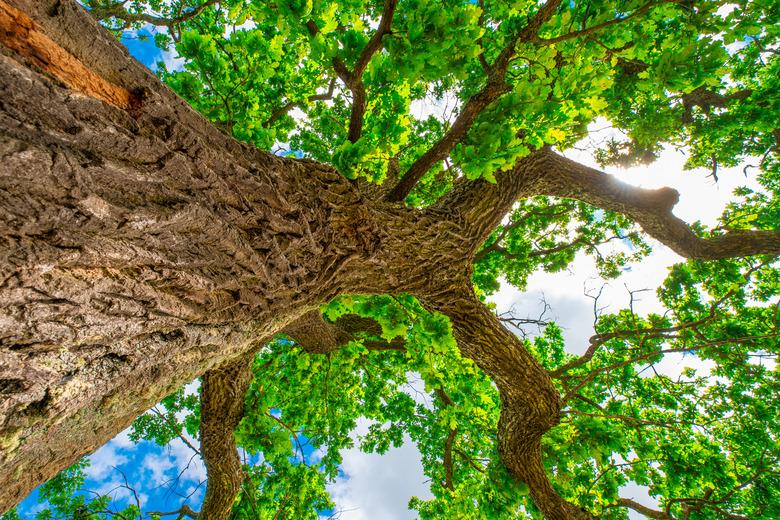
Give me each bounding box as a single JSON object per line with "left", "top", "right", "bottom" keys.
{"left": 159, "top": 47, "right": 186, "bottom": 72}
{"left": 141, "top": 450, "right": 177, "bottom": 484}
{"left": 327, "top": 420, "right": 433, "bottom": 520}
{"left": 138, "top": 435, "right": 206, "bottom": 488}
{"left": 85, "top": 429, "right": 132, "bottom": 481}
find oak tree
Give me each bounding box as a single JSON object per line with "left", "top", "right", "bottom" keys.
{"left": 0, "top": 0, "right": 778, "bottom": 518}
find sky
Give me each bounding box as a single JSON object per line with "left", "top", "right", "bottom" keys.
{"left": 11, "top": 21, "right": 767, "bottom": 520}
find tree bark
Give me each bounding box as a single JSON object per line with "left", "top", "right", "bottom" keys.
{"left": 199, "top": 354, "right": 255, "bottom": 520}
{"left": 282, "top": 310, "right": 405, "bottom": 353}
{"left": 422, "top": 288, "right": 593, "bottom": 520}
{"left": 533, "top": 151, "right": 780, "bottom": 259}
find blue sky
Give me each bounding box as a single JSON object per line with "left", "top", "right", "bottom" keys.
{"left": 16, "top": 387, "right": 208, "bottom": 517}
{"left": 121, "top": 29, "right": 165, "bottom": 71}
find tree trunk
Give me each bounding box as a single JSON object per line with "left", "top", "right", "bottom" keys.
{"left": 423, "top": 289, "right": 594, "bottom": 520}
{"left": 0, "top": 0, "right": 455, "bottom": 509}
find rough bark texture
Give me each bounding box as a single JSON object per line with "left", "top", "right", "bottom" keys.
{"left": 534, "top": 151, "right": 780, "bottom": 259}
{"left": 2, "top": 2, "right": 778, "bottom": 518}
{"left": 424, "top": 289, "right": 593, "bottom": 520}
{"left": 441, "top": 148, "right": 780, "bottom": 260}
{"left": 199, "top": 354, "right": 255, "bottom": 520}
{"left": 283, "top": 310, "right": 405, "bottom": 353}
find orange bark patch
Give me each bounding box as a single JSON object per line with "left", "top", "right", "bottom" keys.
{"left": 0, "top": 0, "right": 138, "bottom": 109}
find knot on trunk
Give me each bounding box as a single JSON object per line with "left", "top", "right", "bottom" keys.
{"left": 330, "top": 203, "right": 382, "bottom": 257}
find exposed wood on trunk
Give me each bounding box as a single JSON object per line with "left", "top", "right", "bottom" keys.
{"left": 0, "top": 0, "right": 138, "bottom": 108}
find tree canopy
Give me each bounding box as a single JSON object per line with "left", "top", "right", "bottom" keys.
{"left": 1, "top": 0, "right": 779, "bottom": 519}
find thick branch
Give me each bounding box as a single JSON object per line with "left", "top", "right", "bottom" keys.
{"left": 439, "top": 148, "right": 780, "bottom": 260}
{"left": 423, "top": 287, "right": 592, "bottom": 520}
{"left": 0, "top": 0, "right": 422, "bottom": 509}
{"left": 345, "top": 0, "right": 396, "bottom": 143}
{"left": 282, "top": 309, "right": 405, "bottom": 354}
{"left": 0, "top": 0, "right": 481, "bottom": 511}
{"left": 199, "top": 354, "right": 255, "bottom": 520}
{"left": 90, "top": 0, "right": 217, "bottom": 28}
{"left": 535, "top": 152, "right": 780, "bottom": 259}
{"left": 263, "top": 77, "right": 337, "bottom": 128}
{"left": 306, "top": 0, "right": 396, "bottom": 143}
{"left": 430, "top": 150, "right": 551, "bottom": 251}
{"left": 384, "top": 83, "right": 511, "bottom": 202}
{"left": 147, "top": 505, "right": 200, "bottom": 519}
{"left": 443, "top": 427, "right": 456, "bottom": 490}
{"left": 353, "top": 0, "right": 397, "bottom": 79}
{"left": 475, "top": 233, "right": 625, "bottom": 263}
{"left": 536, "top": 0, "right": 671, "bottom": 45}
{"left": 681, "top": 87, "right": 752, "bottom": 124}
{"left": 612, "top": 498, "right": 673, "bottom": 520}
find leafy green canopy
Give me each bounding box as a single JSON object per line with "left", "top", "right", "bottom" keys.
{"left": 9, "top": 0, "right": 779, "bottom": 518}
{"left": 100, "top": 0, "right": 777, "bottom": 186}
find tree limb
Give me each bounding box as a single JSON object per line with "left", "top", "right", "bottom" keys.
{"left": 550, "top": 313, "right": 717, "bottom": 378}
{"left": 282, "top": 309, "right": 405, "bottom": 354}
{"left": 534, "top": 151, "right": 780, "bottom": 259}
{"left": 610, "top": 498, "right": 673, "bottom": 520}
{"left": 306, "top": 0, "right": 397, "bottom": 143}
{"left": 199, "top": 353, "right": 256, "bottom": 520}
{"left": 353, "top": 0, "right": 397, "bottom": 79}
{"left": 442, "top": 427, "right": 457, "bottom": 490}
{"left": 422, "top": 287, "right": 593, "bottom": 520}
{"left": 430, "top": 150, "right": 552, "bottom": 249}
{"left": 384, "top": 83, "right": 511, "bottom": 202}
{"left": 150, "top": 406, "right": 202, "bottom": 456}
{"left": 560, "top": 333, "right": 779, "bottom": 402}
{"left": 536, "top": 0, "right": 672, "bottom": 45}
{"left": 263, "top": 77, "right": 337, "bottom": 128}
{"left": 441, "top": 148, "right": 780, "bottom": 260}
{"left": 147, "top": 504, "right": 200, "bottom": 519}
{"left": 90, "top": 0, "right": 217, "bottom": 28}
